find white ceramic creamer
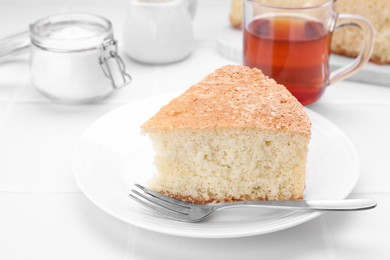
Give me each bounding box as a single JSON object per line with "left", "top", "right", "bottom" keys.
{"left": 123, "top": 0, "right": 197, "bottom": 64}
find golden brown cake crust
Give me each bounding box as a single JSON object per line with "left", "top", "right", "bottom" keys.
{"left": 164, "top": 191, "right": 303, "bottom": 204}
{"left": 141, "top": 65, "right": 311, "bottom": 135}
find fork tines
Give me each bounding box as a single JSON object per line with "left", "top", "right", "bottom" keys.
{"left": 129, "top": 184, "right": 193, "bottom": 221}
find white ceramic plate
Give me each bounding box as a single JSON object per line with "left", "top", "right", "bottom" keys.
{"left": 73, "top": 93, "right": 359, "bottom": 238}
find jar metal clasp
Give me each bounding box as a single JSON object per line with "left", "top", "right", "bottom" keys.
{"left": 99, "top": 39, "right": 132, "bottom": 89}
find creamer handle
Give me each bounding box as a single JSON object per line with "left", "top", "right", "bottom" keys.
{"left": 328, "top": 14, "right": 375, "bottom": 85}
{"left": 187, "top": 0, "right": 197, "bottom": 19}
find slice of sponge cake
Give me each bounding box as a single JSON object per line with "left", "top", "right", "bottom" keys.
{"left": 141, "top": 65, "right": 311, "bottom": 203}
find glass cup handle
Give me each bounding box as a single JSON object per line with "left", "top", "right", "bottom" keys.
{"left": 0, "top": 31, "right": 30, "bottom": 61}
{"left": 328, "top": 14, "right": 375, "bottom": 85}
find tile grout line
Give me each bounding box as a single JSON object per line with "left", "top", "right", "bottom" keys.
{"left": 0, "top": 0, "right": 70, "bottom": 127}
{"left": 0, "top": 189, "right": 82, "bottom": 193}
{"left": 319, "top": 215, "right": 338, "bottom": 260}
{"left": 311, "top": 101, "right": 390, "bottom": 106}
{"left": 0, "top": 71, "right": 30, "bottom": 129}
{"left": 0, "top": 0, "right": 73, "bottom": 120}
{"left": 124, "top": 225, "right": 139, "bottom": 260}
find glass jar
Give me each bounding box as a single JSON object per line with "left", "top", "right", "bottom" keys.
{"left": 1, "top": 13, "right": 131, "bottom": 103}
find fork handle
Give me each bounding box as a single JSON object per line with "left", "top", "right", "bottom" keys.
{"left": 212, "top": 199, "right": 377, "bottom": 211}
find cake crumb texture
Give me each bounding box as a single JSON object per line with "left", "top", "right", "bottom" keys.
{"left": 147, "top": 129, "right": 308, "bottom": 203}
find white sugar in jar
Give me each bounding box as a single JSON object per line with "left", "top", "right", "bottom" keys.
{"left": 29, "top": 13, "right": 131, "bottom": 103}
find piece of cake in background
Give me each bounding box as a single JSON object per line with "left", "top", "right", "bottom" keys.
{"left": 141, "top": 65, "right": 311, "bottom": 203}
{"left": 332, "top": 0, "right": 390, "bottom": 65}
{"left": 230, "top": 0, "right": 243, "bottom": 29}
{"left": 229, "top": 0, "right": 389, "bottom": 64}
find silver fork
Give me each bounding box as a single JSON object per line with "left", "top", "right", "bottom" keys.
{"left": 129, "top": 184, "right": 377, "bottom": 223}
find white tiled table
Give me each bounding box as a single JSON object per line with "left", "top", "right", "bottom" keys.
{"left": 1, "top": 0, "right": 389, "bottom": 259}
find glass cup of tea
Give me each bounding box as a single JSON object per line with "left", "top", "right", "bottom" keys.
{"left": 243, "top": 0, "right": 375, "bottom": 105}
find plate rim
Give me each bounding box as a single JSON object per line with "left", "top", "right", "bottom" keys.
{"left": 73, "top": 93, "right": 359, "bottom": 238}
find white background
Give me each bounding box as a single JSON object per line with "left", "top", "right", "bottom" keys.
{"left": 0, "top": 0, "right": 389, "bottom": 259}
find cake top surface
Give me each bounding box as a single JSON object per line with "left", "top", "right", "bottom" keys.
{"left": 141, "top": 65, "right": 311, "bottom": 134}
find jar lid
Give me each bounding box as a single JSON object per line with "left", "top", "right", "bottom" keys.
{"left": 30, "top": 13, "right": 113, "bottom": 52}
